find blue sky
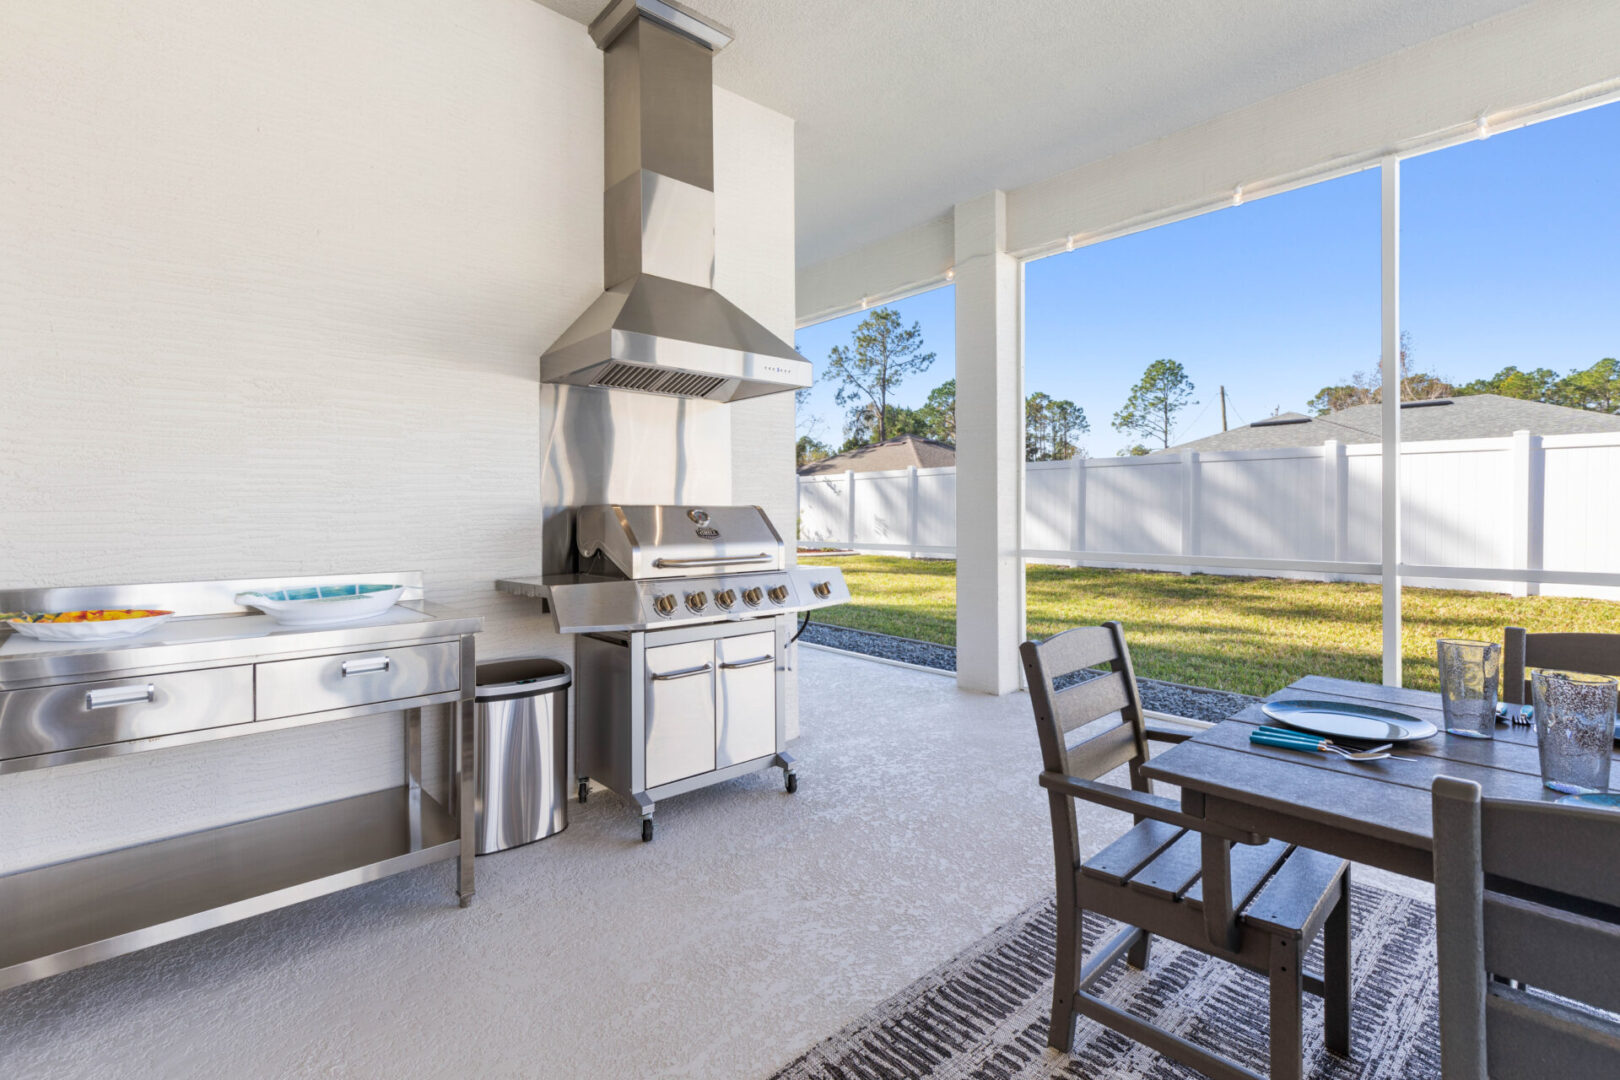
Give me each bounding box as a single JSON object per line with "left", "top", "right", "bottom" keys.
{"left": 795, "top": 100, "right": 1620, "bottom": 457}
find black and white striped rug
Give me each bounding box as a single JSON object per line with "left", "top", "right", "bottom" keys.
{"left": 772, "top": 884, "right": 1439, "bottom": 1079}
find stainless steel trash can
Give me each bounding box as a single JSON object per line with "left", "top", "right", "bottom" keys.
{"left": 474, "top": 658, "right": 572, "bottom": 854}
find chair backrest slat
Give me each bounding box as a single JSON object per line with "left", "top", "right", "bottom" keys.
{"left": 1053, "top": 669, "right": 1131, "bottom": 736}
{"left": 1479, "top": 801, "right": 1620, "bottom": 909}
{"left": 1433, "top": 776, "right": 1620, "bottom": 1079}
{"left": 1067, "top": 720, "right": 1140, "bottom": 783}
{"left": 1034, "top": 624, "right": 1119, "bottom": 675}
{"left": 1483, "top": 892, "right": 1620, "bottom": 1014}
{"left": 1503, "top": 626, "right": 1620, "bottom": 705}
{"left": 1484, "top": 987, "right": 1620, "bottom": 1079}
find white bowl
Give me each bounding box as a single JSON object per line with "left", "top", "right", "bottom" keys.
{"left": 236, "top": 584, "right": 406, "bottom": 627}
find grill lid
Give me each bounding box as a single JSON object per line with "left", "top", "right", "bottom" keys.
{"left": 576, "top": 504, "right": 785, "bottom": 580}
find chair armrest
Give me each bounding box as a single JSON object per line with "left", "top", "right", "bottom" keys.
{"left": 1038, "top": 770, "right": 1264, "bottom": 845}
{"left": 1144, "top": 720, "right": 1197, "bottom": 744}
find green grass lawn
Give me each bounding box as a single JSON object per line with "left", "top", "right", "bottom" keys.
{"left": 799, "top": 555, "right": 1620, "bottom": 697}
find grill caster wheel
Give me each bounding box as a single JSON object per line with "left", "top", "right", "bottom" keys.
{"left": 578, "top": 779, "right": 589, "bottom": 804}
{"left": 785, "top": 771, "right": 798, "bottom": 794}
{"left": 641, "top": 818, "right": 654, "bottom": 843}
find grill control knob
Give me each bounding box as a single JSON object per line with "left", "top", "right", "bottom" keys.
{"left": 742, "top": 587, "right": 764, "bottom": 607}
{"left": 652, "top": 594, "right": 677, "bottom": 617}
{"left": 812, "top": 581, "right": 833, "bottom": 600}
{"left": 767, "top": 585, "right": 790, "bottom": 605}
{"left": 714, "top": 589, "right": 736, "bottom": 610}
{"left": 686, "top": 591, "right": 709, "bottom": 613}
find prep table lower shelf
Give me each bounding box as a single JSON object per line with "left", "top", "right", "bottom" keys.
{"left": 0, "top": 786, "right": 459, "bottom": 992}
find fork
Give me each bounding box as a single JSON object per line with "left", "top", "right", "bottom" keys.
{"left": 1496, "top": 703, "right": 1534, "bottom": 727}
{"left": 1252, "top": 726, "right": 1396, "bottom": 761}
{"left": 1318, "top": 741, "right": 1395, "bottom": 761}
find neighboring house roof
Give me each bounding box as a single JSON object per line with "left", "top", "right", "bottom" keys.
{"left": 798, "top": 434, "right": 957, "bottom": 475}
{"left": 1163, "top": 394, "right": 1620, "bottom": 453}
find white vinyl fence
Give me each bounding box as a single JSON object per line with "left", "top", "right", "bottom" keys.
{"left": 798, "top": 431, "right": 1620, "bottom": 600}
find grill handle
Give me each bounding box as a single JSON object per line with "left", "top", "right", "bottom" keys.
{"left": 651, "top": 554, "right": 773, "bottom": 569}
{"left": 719, "top": 655, "right": 774, "bottom": 670}
{"left": 650, "top": 662, "right": 713, "bottom": 682}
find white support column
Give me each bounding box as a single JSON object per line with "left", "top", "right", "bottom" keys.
{"left": 1380, "top": 157, "right": 1402, "bottom": 687}
{"left": 844, "top": 469, "right": 857, "bottom": 549}
{"left": 1180, "top": 450, "right": 1200, "bottom": 575}
{"left": 1069, "top": 454, "right": 1085, "bottom": 568}
{"left": 906, "top": 465, "right": 920, "bottom": 560}
{"left": 954, "top": 191, "right": 1024, "bottom": 695}
{"left": 1509, "top": 429, "right": 1543, "bottom": 598}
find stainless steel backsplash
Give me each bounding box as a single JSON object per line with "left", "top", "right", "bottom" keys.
{"left": 540, "top": 383, "right": 732, "bottom": 575}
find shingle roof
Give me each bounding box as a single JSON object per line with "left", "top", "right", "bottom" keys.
{"left": 1162, "top": 394, "right": 1620, "bottom": 453}
{"left": 798, "top": 434, "right": 957, "bottom": 475}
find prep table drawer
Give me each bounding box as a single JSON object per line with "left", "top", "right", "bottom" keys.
{"left": 255, "top": 641, "right": 461, "bottom": 720}
{"left": 0, "top": 666, "right": 254, "bottom": 761}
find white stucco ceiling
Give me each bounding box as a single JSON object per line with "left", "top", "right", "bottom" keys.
{"left": 537, "top": 0, "right": 1531, "bottom": 268}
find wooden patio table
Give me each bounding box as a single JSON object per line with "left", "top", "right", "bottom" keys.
{"left": 1139, "top": 675, "right": 1620, "bottom": 885}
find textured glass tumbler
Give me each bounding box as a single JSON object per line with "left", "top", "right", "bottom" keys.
{"left": 1437, "top": 638, "right": 1501, "bottom": 739}
{"left": 1533, "top": 669, "right": 1618, "bottom": 794}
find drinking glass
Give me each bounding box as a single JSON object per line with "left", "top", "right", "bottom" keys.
{"left": 1437, "top": 638, "right": 1501, "bottom": 739}
{"left": 1533, "top": 669, "right": 1618, "bottom": 794}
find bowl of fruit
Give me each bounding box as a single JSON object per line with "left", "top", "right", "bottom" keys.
{"left": 4, "top": 609, "right": 175, "bottom": 642}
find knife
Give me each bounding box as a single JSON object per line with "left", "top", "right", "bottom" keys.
{"left": 1251, "top": 727, "right": 1333, "bottom": 752}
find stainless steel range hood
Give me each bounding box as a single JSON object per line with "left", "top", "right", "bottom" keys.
{"left": 542, "top": 0, "right": 810, "bottom": 403}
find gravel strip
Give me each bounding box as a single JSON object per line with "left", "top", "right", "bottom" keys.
{"left": 1131, "top": 679, "right": 1257, "bottom": 723}
{"left": 800, "top": 622, "right": 956, "bottom": 672}
{"left": 799, "top": 621, "right": 1257, "bottom": 723}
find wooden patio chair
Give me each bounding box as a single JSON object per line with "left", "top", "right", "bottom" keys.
{"left": 1503, "top": 626, "right": 1620, "bottom": 705}
{"left": 1432, "top": 776, "right": 1620, "bottom": 1078}
{"left": 1021, "top": 621, "right": 1352, "bottom": 1080}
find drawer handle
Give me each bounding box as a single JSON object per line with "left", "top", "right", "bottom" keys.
{"left": 651, "top": 662, "right": 712, "bottom": 682}
{"left": 341, "top": 656, "right": 392, "bottom": 677}
{"left": 85, "top": 684, "right": 156, "bottom": 710}
{"left": 719, "top": 655, "right": 774, "bottom": 670}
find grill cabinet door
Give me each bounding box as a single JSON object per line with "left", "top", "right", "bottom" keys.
{"left": 643, "top": 640, "right": 716, "bottom": 788}
{"left": 716, "top": 632, "right": 777, "bottom": 769}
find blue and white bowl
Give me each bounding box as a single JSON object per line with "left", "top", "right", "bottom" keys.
{"left": 236, "top": 584, "right": 405, "bottom": 627}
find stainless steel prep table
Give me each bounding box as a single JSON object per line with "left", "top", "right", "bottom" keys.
{"left": 0, "top": 573, "right": 481, "bottom": 993}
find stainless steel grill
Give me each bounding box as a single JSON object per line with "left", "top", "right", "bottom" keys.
{"left": 496, "top": 504, "right": 846, "bottom": 841}
{"left": 520, "top": 0, "right": 837, "bottom": 844}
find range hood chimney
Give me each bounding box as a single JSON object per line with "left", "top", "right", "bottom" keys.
{"left": 541, "top": 0, "right": 810, "bottom": 402}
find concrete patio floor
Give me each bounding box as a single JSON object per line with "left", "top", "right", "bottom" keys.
{"left": 0, "top": 646, "right": 1427, "bottom": 1079}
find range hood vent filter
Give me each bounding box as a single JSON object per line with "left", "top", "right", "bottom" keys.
{"left": 592, "top": 362, "right": 728, "bottom": 400}
{"left": 541, "top": 0, "right": 811, "bottom": 402}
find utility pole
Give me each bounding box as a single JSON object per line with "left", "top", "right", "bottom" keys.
{"left": 1220, "top": 385, "right": 1228, "bottom": 431}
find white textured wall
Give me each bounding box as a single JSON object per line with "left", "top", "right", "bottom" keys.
{"left": 0, "top": 0, "right": 796, "bottom": 871}
{"left": 714, "top": 88, "right": 803, "bottom": 734}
